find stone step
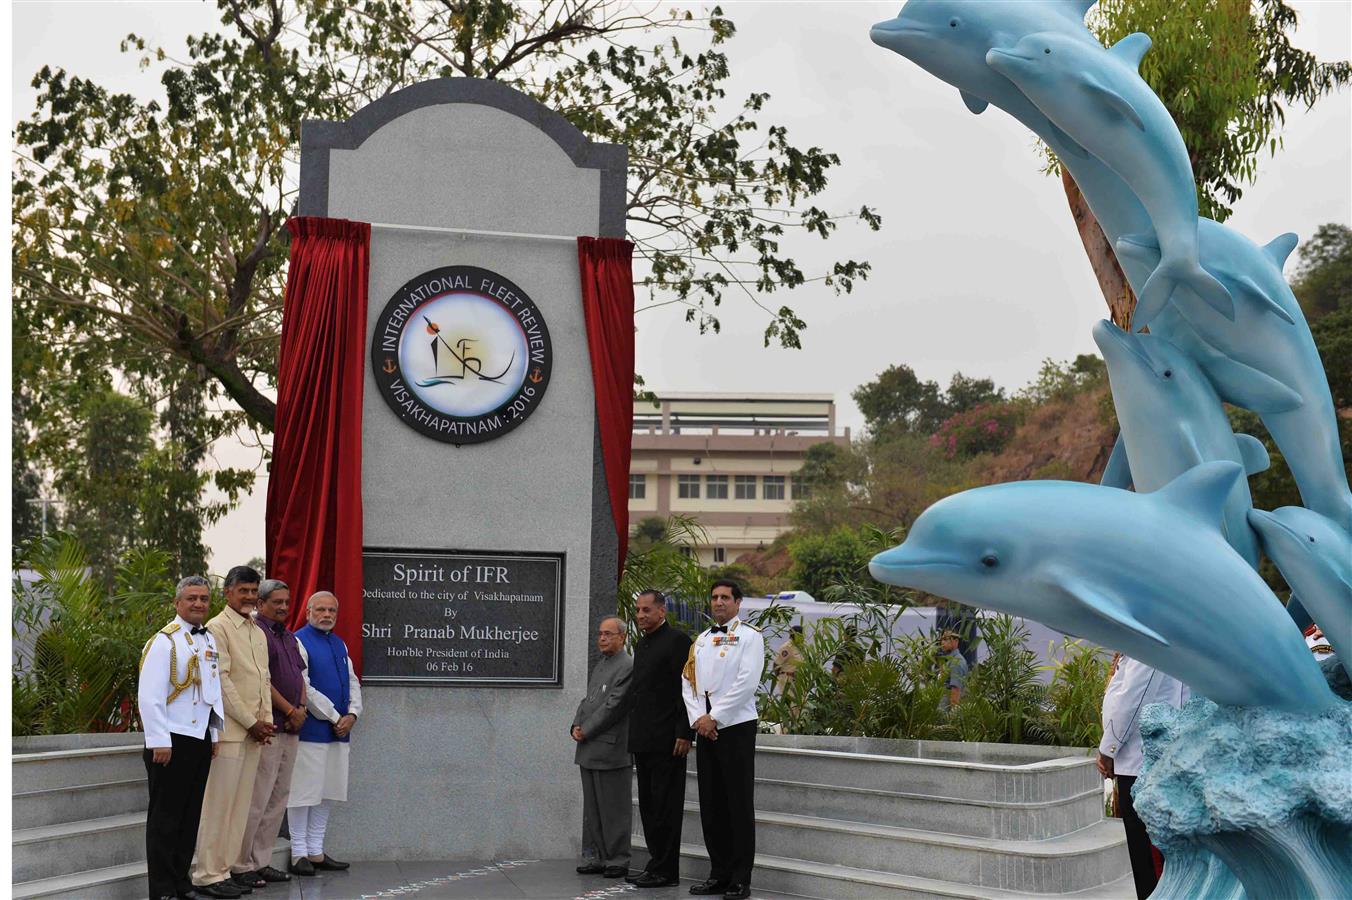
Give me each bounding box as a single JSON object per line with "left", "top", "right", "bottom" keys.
{"left": 12, "top": 746, "right": 146, "bottom": 793}
{"left": 669, "top": 772, "right": 1104, "bottom": 841}
{"left": 13, "top": 778, "right": 148, "bottom": 830}
{"left": 748, "top": 746, "right": 1099, "bottom": 804}
{"left": 12, "top": 813, "right": 145, "bottom": 883}
{"left": 636, "top": 836, "right": 1136, "bottom": 900}
{"left": 654, "top": 803, "right": 1128, "bottom": 895}
{"left": 12, "top": 837, "right": 293, "bottom": 899}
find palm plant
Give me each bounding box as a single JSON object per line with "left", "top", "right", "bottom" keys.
{"left": 13, "top": 534, "right": 174, "bottom": 736}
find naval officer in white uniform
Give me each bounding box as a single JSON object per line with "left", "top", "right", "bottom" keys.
{"left": 1097, "top": 654, "right": 1189, "bottom": 899}
{"left": 138, "top": 575, "right": 226, "bottom": 900}
{"left": 683, "top": 579, "right": 765, "bottom": 900}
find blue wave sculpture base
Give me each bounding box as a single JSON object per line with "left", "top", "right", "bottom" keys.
{"left": 1135, "top": 660, "right": 1352, "bottom": 899}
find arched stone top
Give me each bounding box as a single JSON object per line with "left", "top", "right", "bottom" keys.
{"left": 299, "top": 78, "right": 627, "bottom": 237}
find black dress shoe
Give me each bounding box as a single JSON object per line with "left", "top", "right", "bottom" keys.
{"left": 256, "top": 866, "right": 291, "bottom": 883}
{"left": 576, "top": 863, "right": 605, "bottom": 875}
{"left": 177, "top": 891, "right": 202, "bottom": 900}
{"left": 288, "top": 858, "right": 316, "bottom": 876}
{"left": 636, "top": 872, "right": 681, "bottom": 888}
{"left": 625, "top": 870, "right": 647, "bottom": 884}
{"left": 689, "top": 879, "right": 727, "bottom": 896}
{"left": 197, "top": 882, "right": 244, "bottom": 899}
{"left": 313, "top": 854, "right": 350, "bottom": 871}
{"left": 723, "top": 884, "right": 751, "bottom": 900}
{"left": 231, "top": 870, "right": 265, "bottom": 890}
{"left": 603, "top": 865, "right": 627, "bottom": 878}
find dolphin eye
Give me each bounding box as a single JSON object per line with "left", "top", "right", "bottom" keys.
{"left": 1044, "top": 48, "right": 1052, "bottom": 54}
{"left": 1308, "top": 535, "right": 1317, "bottom": 543}
{"left": 949, "top": 18, "right": 959, "bottom": 28}
{"left": 981, "top": 554, "right": 999, "bottom": 568}
{"left": 1163, "top": 369, "right": 1173, "bottom": 378}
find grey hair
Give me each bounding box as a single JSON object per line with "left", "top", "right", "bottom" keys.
{"left": 175, "top": 575, "right": 209, "bottom": 598}
{"left": 259, "top": 579, "right": 289, "bottom": 600}
{"left": 599, "top": 615, "right": 624, "bottom": 632}
{"left": 307, "top": 591, "right": 339, "bottom": 609}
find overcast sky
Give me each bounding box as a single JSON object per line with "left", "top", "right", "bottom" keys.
{"left": 12, "top": 1, "right": 1351, "bottom": 571}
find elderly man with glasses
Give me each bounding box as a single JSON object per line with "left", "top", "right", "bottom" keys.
{"left": 571, "top": 616, "right": 634, "bottom": 879}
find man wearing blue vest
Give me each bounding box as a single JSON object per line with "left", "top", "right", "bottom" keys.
{"left": 287, "top": 591, "right": 363, "bottom": 876}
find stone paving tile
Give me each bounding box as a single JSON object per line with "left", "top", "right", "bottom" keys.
{"left": 281, "top": 860, "right": 807, "bottom": 900}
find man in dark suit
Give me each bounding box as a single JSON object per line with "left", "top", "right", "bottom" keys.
{"left": 572, "top": 616, "right": 634, "bottom": 879}
{"left": 627, "top": 590, "right": 694, "bottom": 888}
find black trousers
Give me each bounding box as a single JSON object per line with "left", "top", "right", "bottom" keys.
{"left": 696, "top": 720, "right": 757, "bottom": 887}
{"left": 634, "top": 749, "right": 688, "bottom": 879}
{"left": 1118, "top": 775, "right": 1159, "bottom": 900}
{"left": 144, "top": 729, "right": 213, "bottom": 898}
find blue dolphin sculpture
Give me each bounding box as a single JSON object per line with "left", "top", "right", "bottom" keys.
{"left": 870, "top": 1, "right": 1350, "bottom": 531}
{"left": 985, "top": 31, "right": 1233, "bottom": 328}
{"left": 868, "top": 462, "right": 1338, "bottom": 713}
{"left": 1121, "top": 234, "right": 1352, "bottom": 533}
{"left": 1248, "top": 506, "right": 1352, "bottom": 668}
{"left": 1093, "top": 319, "right": 1268, "bottom": 569}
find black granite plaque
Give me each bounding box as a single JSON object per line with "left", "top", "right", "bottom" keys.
{"left": 361, "top": 548, "right": 564, "bottom": 685}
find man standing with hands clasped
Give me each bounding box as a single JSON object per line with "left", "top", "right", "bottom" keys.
{"left": 193, "top": 565, "right": 273, "bottom": 899}
{"left": 626, "top": 590, "right": 694, "bottom": 888}
{"left": 683, "top": 580, "right": 764, "bottom": 900}
{"left": 572, "top": 616, "right": 634, "bottom": 879}
{"left": 138, "top": 576, "right": 225, "bottom": 900}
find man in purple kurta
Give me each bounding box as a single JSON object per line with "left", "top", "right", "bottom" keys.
{"left": 232, "top": 580, "right": 307, "bottom": 889}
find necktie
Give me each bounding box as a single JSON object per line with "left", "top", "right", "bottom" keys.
{"left": 710, "top": 625, "right": 728, "bottom": 634}
{"left": 190, "top": 626, "right": 208, "bottom": 635}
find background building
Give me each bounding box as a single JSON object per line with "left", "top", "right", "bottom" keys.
{"left": 629, "top": 393, "right": 851, "bottom": 566}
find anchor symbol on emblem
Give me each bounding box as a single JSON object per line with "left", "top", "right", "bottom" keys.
{"left": 528, "top": 368, "right": 543, "bottom": 384}
{"left": 382, "top": 358, "right": 397, "bottom": 374}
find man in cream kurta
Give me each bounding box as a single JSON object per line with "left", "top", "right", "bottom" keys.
{"left": 287, "top": 591, "right": 363, "bottom": 875}
{"left": 192, "top": 565, "right": 274, "bottom": 898}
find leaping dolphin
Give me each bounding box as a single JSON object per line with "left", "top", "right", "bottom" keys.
{"left": 1120, "top": 233, "right": 1352, "bottom": 533}
{"left": 868, "top": 462, "right": 1338, "bottom": 713}
{"left": 1248, "top": 507, "right": 1352, "bottom": 668}
{"left": 1093, "top": 320, "right": 1268, "bottom": 569}
{"left": 986, "top": 31, "right": 1233, "bottom": 329}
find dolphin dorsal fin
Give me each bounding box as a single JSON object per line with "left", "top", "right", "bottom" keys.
{"left": 1263, "top": 232, "right": 1299, "bottom": 271}
{"left": 1109, "top": 33, "right": 1152, "bottom": 70}
{"left": 960, "top": 90, "right": 989, "bottom": 115}
{"left": 1054, "top": 0, "right": 1097, "bottom": 23}
{"left": 1080, "top": 72, "right": 1146, "bottom": 130}
{"left": 1231, "top": 274, "right": 1296, "bottom": 326}
{"left": 1234, "top": 434, "right": 1270, "bottom": 475}
{"left": 1154, "top": 461, "right": 1243, "bottom": 530}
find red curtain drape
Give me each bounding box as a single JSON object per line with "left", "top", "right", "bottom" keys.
{"left": 577, "top": 237, "right": 637, "bottom": 578}
{"left": 267, "top": 217, "right": 369, "bottom": 674}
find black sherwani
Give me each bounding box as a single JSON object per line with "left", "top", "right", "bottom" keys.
{"left": 627, "top": 621, "right": 695, "bottom": 880}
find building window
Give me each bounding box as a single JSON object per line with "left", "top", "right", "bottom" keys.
{"left": 713, "top": 547, "right": 726, "bottom": 564}
{"left": 677, "top": 474, "right": 701, "bottom": 499}
{"left": 628, "top": 473, "right": 646, "bottom": 500}
{"left": 734, "top": 474, "right": 757, "bottom": 500}
{"left": 763, "top": 475, "right": 786, "bottom": 500}
{"left": 706, "top": 474, "right": 729, "bottom": 499}
{"left": 792, "top": 474, "right": 811, "bottom": 500}
{"left": 678, "top": 546, "right": 693, "bottom": 558}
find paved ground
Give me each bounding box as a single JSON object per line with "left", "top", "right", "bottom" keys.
{"left": 266, "top": 859, "right": 802, "bottom": 900}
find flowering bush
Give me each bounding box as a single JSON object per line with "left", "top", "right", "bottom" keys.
{"left": 929, "top": 403, "right": 1023, "bottom": 459}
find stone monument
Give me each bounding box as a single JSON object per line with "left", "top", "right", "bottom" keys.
{"left": 295, "top": 78, "right": 627, "bottom": 859}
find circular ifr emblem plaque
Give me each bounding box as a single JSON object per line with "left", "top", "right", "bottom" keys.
{"left": 371, "top": 266, "right": 553, "bottom": 444}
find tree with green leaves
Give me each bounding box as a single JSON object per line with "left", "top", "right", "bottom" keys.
{"left": 1056, "top": 0, "right": 1350, "bottom": 318}
{"left": 1291, "top": 223, "right": 1352, "bottom": 321}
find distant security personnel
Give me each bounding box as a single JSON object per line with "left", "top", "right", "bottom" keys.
{"left": 138, "top": 575, "right": 224, "bottom": 900}
{"left": 683, "top": 580, "right": 765, "bottom": 900}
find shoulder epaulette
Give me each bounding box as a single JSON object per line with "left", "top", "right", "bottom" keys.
{"left": 140, "top": 627, "right": 174, "bottom": 672}
{"left": 162, "top": 622, "right": 181, "bottom": 635}
{"left": 682, "top": 641, "right": 697, "bottom": 692}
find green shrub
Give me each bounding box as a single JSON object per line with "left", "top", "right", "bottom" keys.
{"left": 13, "top": 534, "right": 176, "bottom": 736}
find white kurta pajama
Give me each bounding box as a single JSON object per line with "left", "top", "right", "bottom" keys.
{"left": 290, "top": 639, "right": 363, "bottom": 805}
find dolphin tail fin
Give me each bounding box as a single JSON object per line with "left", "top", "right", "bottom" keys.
{"left": 1130, "top": 248, "right": 1235, "bottom": 330}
